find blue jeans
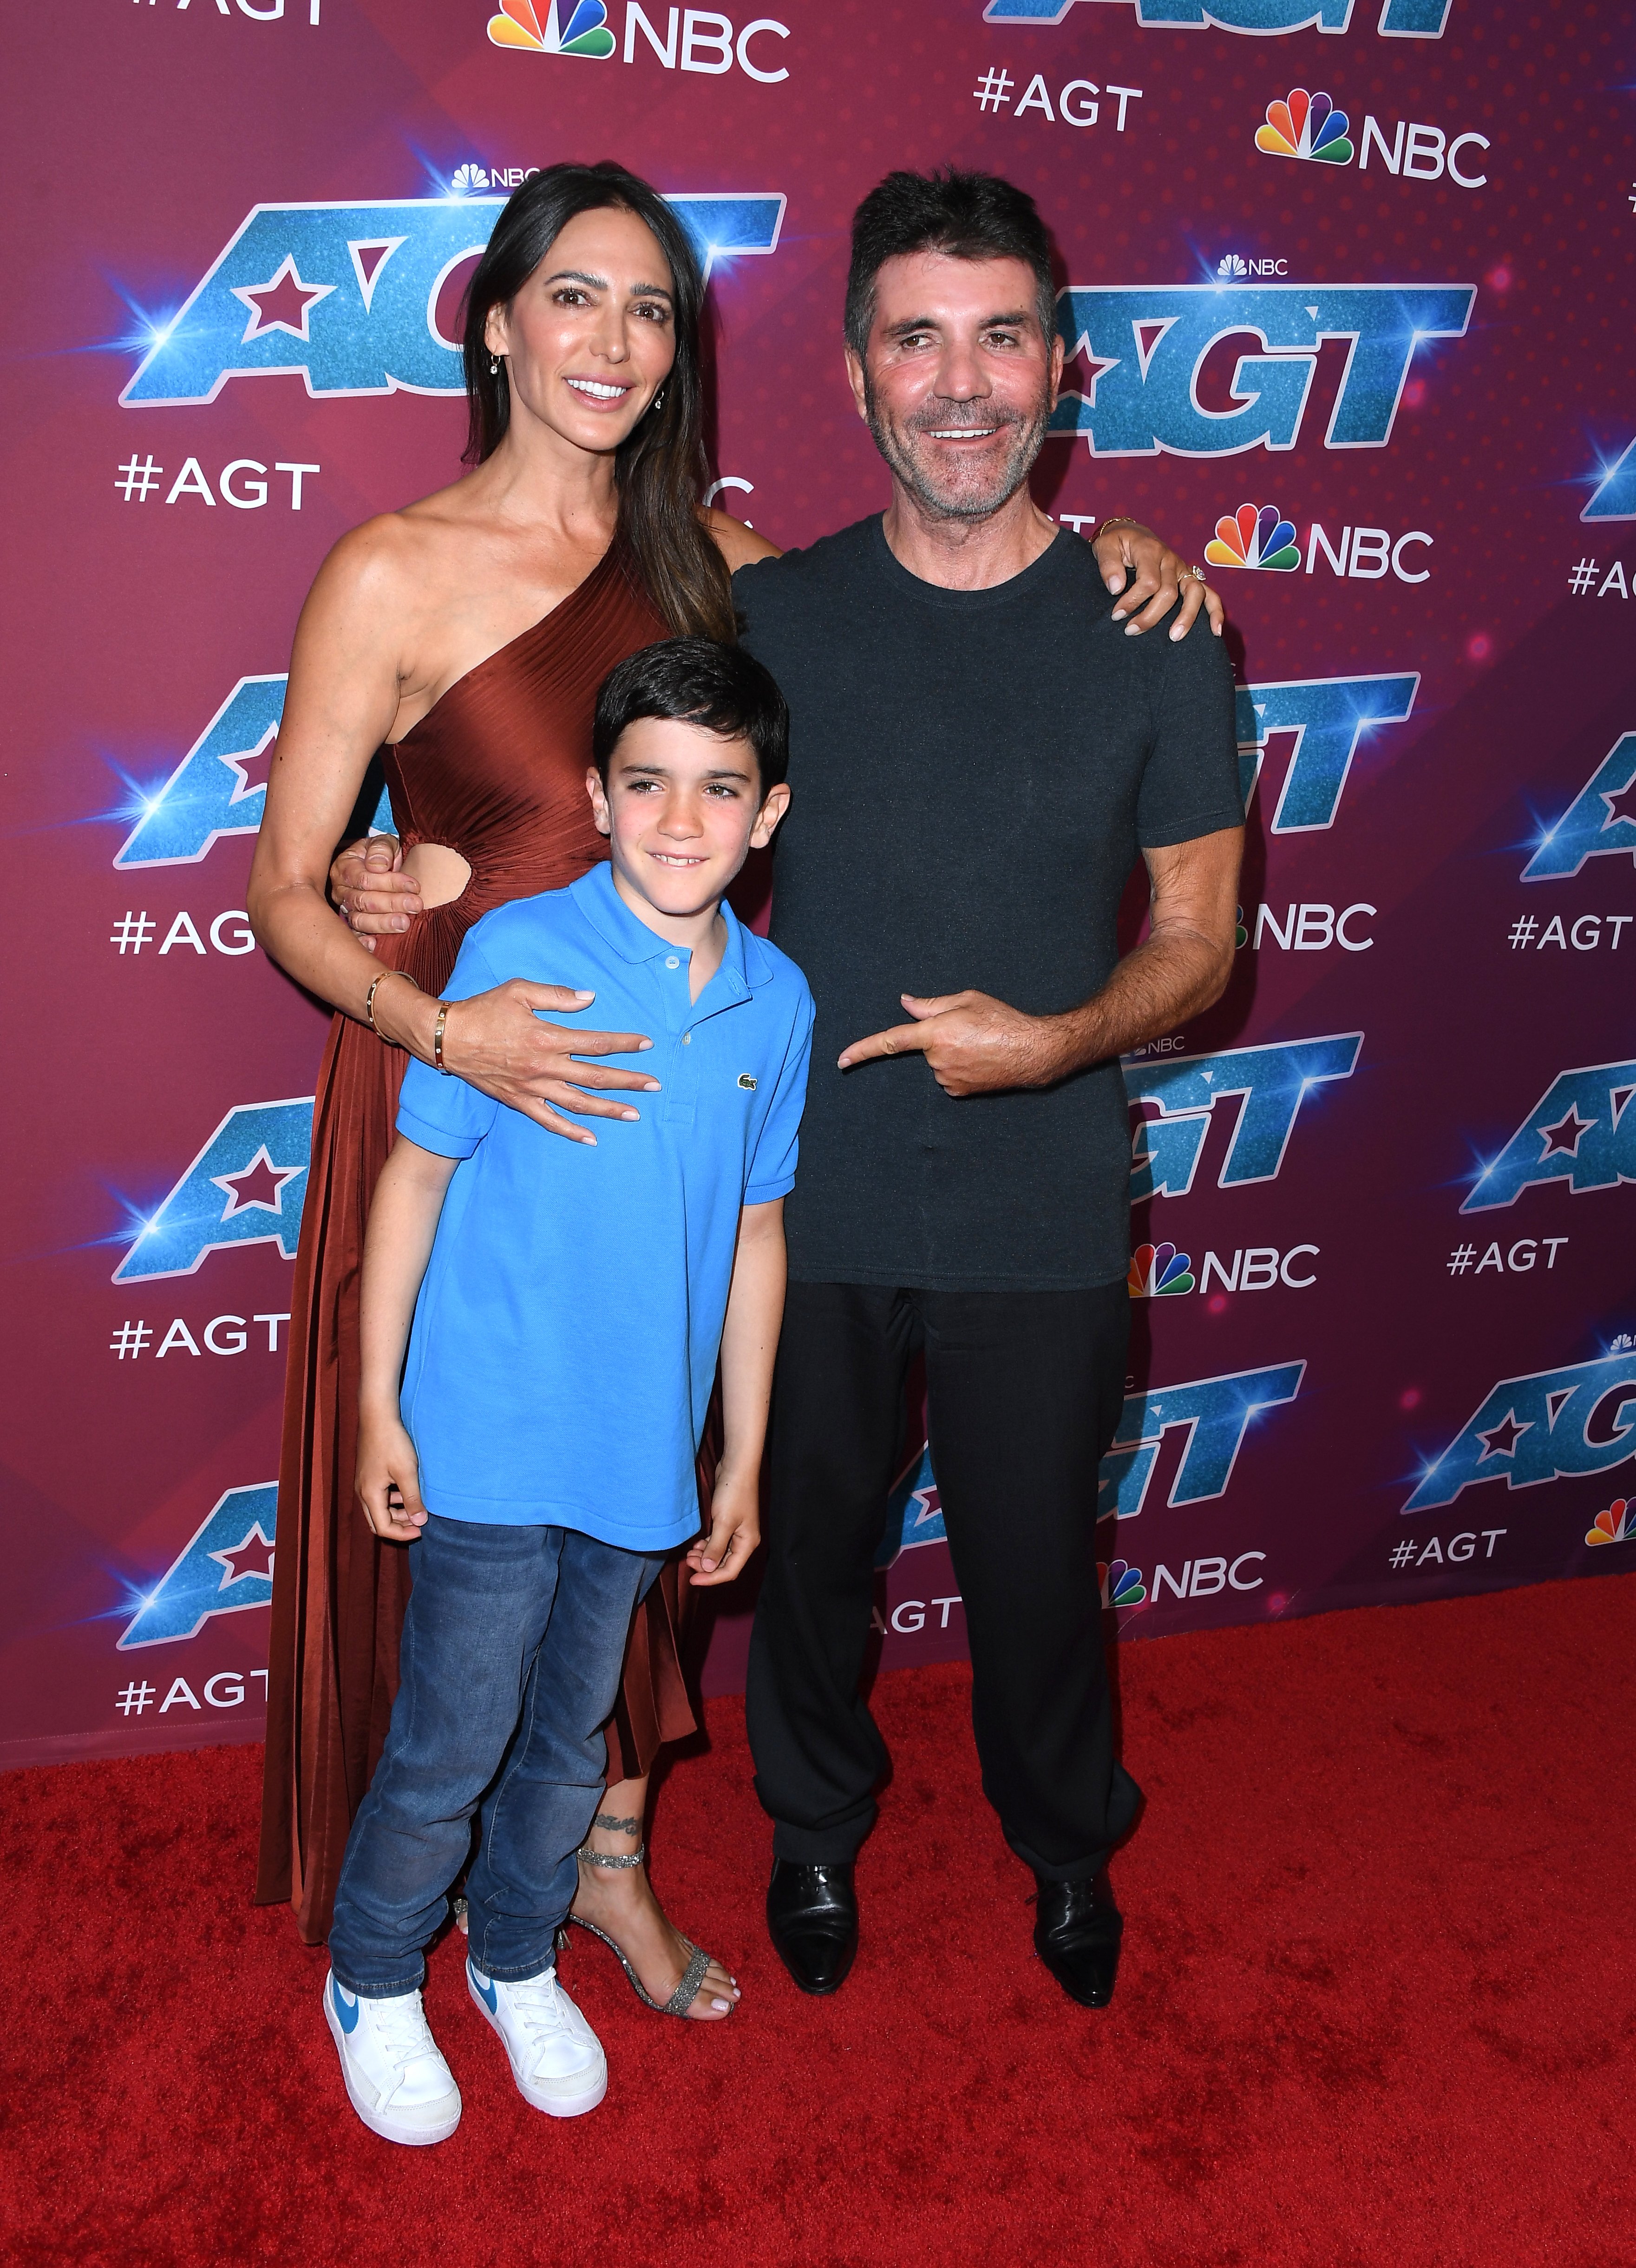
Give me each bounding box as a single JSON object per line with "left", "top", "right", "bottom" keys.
{"left": 328, "top": 1515, "right": 660, "bottom": 1998}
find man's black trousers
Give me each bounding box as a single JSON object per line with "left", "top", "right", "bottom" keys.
{"left": 746, "top": 1279, "right": 1140, "bottom": 1882}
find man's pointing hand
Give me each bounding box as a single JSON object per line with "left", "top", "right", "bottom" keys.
{"left": 838, "top": 991, "right": 1062, "bottom": 1097}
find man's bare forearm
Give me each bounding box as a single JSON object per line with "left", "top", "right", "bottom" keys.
{"left": 1042, "top": 916, "right": 1235, "bottom": 1079}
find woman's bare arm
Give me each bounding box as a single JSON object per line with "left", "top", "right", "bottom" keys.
{"left": 248, "top": 523, "right": 661, "bottom": 1141}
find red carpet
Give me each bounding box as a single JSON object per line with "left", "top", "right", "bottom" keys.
{"left": 4, "top": 1580, "right": 1634, "bottom": 2267}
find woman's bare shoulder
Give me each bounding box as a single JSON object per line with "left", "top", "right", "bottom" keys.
{"left": 309, "top": 477, "right": 482, "bottom": 620}
{"left": 702, "top": 507, "right": 781, "bottom": 571}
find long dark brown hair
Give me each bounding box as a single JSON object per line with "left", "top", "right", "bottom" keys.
{"left": 461, "top": 160, "right": 735, "bottom": 642}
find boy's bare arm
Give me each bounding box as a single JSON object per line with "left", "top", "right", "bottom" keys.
{"left": 357, "top": 1137, "right": 459, "bottom": 1543}
{"left": 687, "top": 1198, "right": 786, "bottom": 1586}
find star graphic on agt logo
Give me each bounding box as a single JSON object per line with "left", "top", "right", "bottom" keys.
{"left": 1205, "top": 504, "right": 1302, "bottom": 573}
{"left": 231, "top": 255, "right": 336, "bottom": 343}
{"left": 489, "top": 0, "right": 616, "bottom": 53}
{"left": 1255, "top": 87, "right": 1354, "bottom": 164}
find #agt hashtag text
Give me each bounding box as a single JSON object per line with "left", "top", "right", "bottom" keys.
{"left": 1506, "top": 914, "right": 1632, "bottom": 951}
{"left": 1568, "top": 557, "right": 1632, "bottom": 598}
{"left": 1446, "top": 1240, "right": 1567, "bottom": 1277}
{"left": 115, "top": 1670, "right": 269, "bottom": 1719}
{"left": 1389, "top": 1530, "right": 1506, "bottom": 1570}
{"left": 111, "top": 1315, "right": 291, "bottom": 1359}
{"left": 111, "top": 911, "right": 257, "bottom": 957}
{"left": 973, "top": 69, "right": 1141, "bottom": 131}
{"left": 116, "top": 456, "right": 319, "bottom": 509}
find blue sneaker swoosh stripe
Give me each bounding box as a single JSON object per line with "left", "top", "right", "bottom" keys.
{"left": 331, "top": 1978, "right": 361, "bottom": 2034}
{"left": 470, "top": 1963, "right": 498, "bottom": 2013}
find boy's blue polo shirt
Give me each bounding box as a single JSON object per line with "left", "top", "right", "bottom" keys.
{"left": 395, "top": 862, "right": 814, "bottom": 1552}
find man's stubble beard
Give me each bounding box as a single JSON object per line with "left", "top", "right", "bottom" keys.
{"left": 862, "top": 366, "right": 1055, "bottom": 524}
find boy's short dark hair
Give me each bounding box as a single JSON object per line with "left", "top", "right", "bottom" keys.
{"left": 844, "top": 169, "right": 1057, "bottom": 361}
{"left": 593, "top": 636, "right": 790, "bottom": 793}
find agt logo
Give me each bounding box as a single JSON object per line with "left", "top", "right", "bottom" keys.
{"left": 1254, "top": 85, "right": 1489, "bottom": 188}
{"left": 111, "top": 675, "right": 394, "bottom": 866}
{"left": 1405, "top": 1350, "right": 1636, "bottom": 1513}
{"left": 1050, "top": 281, "right": 1475, "bottom": 457}
{"left": 881, "top": 1369, "right": 1302, "bottom": 1549}
{"left": 875, "top": 1445, "right": 945, "bottom": 1567}
{"left": 1099, "top": 1363, "right": 1305, "bottom": 1521}
{"left": 983, "top": 0, "right": 1453, "bottom": 34}
{"left": 119, "top": 1483, "right": 277, "bottom": 1649}
{"left": 1126, "top": 1032, "right": 1362, "bottom": 1198}
{"left": 114, "top": 1101, "right": 313, "bottom": 1282}
{"left": 1236, "top": 672, "right": 1420, "bottom": 831}
{"left": 121, "top": 194, "right": 786, "bottom": 407}
{"left": 488, "top": 0, "right": 792, "bottom": 77}
{"left": 1461, "top": 1061, "right": 1636, "bottom": 1214}
{"left": 1522, "top": 734, "right": 1636, "bottom": 882}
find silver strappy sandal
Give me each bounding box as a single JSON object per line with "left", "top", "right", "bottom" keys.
{"left": 568, "top": 1812, "right": 720, "bottom": 2019}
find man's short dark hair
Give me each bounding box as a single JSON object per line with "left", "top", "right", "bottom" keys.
{"left": 593, "top": 637, "right": 789, "bottom": 793}
{"left": 844, "top": 169, "right": 1057, "bottom": 360}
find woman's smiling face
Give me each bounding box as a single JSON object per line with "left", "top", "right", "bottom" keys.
{"left": 485, "top": 204, "right": 677, "bottom": 456}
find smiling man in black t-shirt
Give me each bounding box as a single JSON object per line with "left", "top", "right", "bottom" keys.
{"left": 734, "top": 170, "right": 1243, "bottom": 2010}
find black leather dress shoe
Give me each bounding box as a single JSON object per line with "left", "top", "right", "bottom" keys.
{"left": 766, "top": 1859, "right": 858, "bottom": 1995}
{"left": 1033, "top": 1872, "right": 1123, "bottom": 2008}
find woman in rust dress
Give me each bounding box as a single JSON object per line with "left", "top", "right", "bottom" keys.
{"left": 249, "top": 163, "right": 766, "bottom": 2019}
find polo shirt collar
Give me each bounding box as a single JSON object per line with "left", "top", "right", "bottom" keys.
{"left": 570, "top": 859, "right": 764, "bottom": 992}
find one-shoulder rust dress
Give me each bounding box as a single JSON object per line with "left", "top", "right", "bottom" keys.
{"left": 256, "top": 549, "right": 699, "bottom": 1943}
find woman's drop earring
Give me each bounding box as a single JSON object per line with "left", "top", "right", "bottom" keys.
{"left": 489, "top": 354, "right": 501, "bottom": 377}
{"left": 650, "top": 385, "right": 666, "bottom": 415}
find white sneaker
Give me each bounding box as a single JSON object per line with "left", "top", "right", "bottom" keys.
{"left": 323, "top": 1970, "right": 463, "bottom": 2146}
{"left": 466, "top": 1957, "right": 608, "bottom": 2117}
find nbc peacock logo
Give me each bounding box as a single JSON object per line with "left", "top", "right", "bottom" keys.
{"left": 1099, "top": 1560, "right": 1146, "bottom": 1609}
{"left": 488, "top": 0, "right": 615, "bottom": 58}
{"left": 1255, "top": 89, "right": 1354, "bottom": 167}
{"left": 1586, "top": 1497, "right": 1634, "bottom": 1547}
{"left": 1206, "top": 504, "right": 1301, "bottom": 574}
{"left": 1127, "top": 1241, "right": 1195, "bottom": 1298}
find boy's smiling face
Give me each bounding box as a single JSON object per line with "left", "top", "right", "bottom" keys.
{"left": 586, "top": 716, "right": 790, "bottom": 930}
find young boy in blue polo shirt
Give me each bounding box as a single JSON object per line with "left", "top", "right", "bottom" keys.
{"left": 323, "top": 638, "right": 811, "bottom": 2147}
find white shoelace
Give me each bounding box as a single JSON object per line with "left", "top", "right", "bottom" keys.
{"left": 502, "top": 1970, "right": 569, "bottom": 2042}
{"left": 371, "top": 1992, "right": 441, "bottom": 2079}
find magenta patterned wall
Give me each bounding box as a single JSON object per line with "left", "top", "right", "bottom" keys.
{"left": 3, "top": 0, "right": 1633, "bottom": 1765}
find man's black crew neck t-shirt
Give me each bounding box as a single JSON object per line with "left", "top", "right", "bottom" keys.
{"left": 734, "top": 516, "right": 1242, "bottom": 1293}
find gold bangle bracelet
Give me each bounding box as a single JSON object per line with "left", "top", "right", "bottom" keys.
{"left": 433, "top": 1001, "right": 450, "bottom": 1073}
{"left": 363, "top": 967, "right": 419, "bottom": 1037}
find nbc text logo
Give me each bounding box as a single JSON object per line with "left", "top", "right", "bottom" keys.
{"left": 114, "top": 1101, "right": 313, "bottom": 1282}
{"left": 1461, "top": 1062, "right": 1636, "bottom": 1214}
{"left": 489, "top": 0, "right": 791, "bottom": 76}
{"left": 1050, "top": 282, "right": 1474, "bottom": 457}
{"left": 1404, "top": 1350, "right": 1636, "bottom": 1513}
{"left": 121, "top": 196, "right": 786, "bottom": 406}
{"left": 1254, "top": 84, "right": 1488, "bottom": 186}
{"left": 1217, "top": 253, "right": 1288, "bottom": 278}
{"left": 1126, "top": 1032, "right": 1361, "bottom": 1199}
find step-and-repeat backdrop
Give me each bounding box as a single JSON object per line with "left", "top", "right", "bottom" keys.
{"left": 3, "top": 0, "right": 1632, "bottom": 1765}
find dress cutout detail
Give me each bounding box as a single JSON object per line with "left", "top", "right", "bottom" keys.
{"left": 256, "top": 547, "right": 698, "bottom": 1943}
